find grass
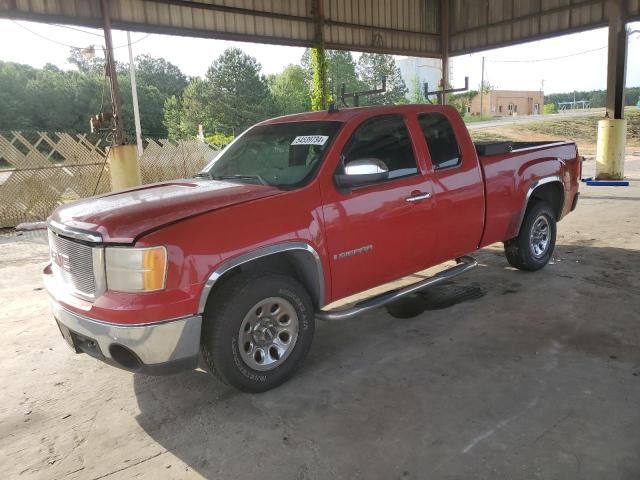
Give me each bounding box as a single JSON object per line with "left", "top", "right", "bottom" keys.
{"left": 468, "top": 130, "right": 511, "bottom": 142}
{"left": 463, "top": 115, "right": 494, "bottom": 124}
{"left": 468, "top": 107, "right": 640, "bottom": 148}
{"left": 511, "top": 107, "right": 640, "bottom": 146}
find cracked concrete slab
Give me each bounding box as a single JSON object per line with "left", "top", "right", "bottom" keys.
{"left": 1, "top": 157, "right": 639, "bottom": 480}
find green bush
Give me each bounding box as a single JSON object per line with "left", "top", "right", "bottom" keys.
{"left": 205, "top": 132, "right": 234, "bottom": 147}
{"left": 543, "top": 103, "right": 557, "bottom": 114}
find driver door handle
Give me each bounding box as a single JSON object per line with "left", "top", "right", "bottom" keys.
{"left": 405, "top": 192, "right": 432, "bottom": 202}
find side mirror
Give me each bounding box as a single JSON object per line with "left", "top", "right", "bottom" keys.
{"left": 335, "top": 158, "right": 389, "bottom": 188}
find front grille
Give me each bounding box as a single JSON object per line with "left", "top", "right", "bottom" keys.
{"left": 48, "top": 230, "right": 97, "bottom": 298}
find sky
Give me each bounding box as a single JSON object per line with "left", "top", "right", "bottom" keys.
{"left": 0, "top": 18, "right": 638, "bottom": 95}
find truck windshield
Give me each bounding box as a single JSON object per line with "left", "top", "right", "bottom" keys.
{"left": 202, "top": 121, "right": 343, "bottom": 188}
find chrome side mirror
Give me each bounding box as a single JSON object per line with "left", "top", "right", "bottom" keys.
{"left": 335, "top": 158, "right": 389, "bottom": 188}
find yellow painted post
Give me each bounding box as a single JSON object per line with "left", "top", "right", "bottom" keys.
{"left": 595, "top": 118, "right": 627, "bottom": 180}
{"left": 108, "top": 144, "right": 141, "bottom": 191}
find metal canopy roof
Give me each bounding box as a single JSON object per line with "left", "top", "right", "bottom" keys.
{"left": 0, "top": 0, "right": 638, "bottom": 58}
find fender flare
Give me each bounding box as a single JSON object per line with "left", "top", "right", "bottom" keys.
{"left": 515, "top": 176, "right": 564, "bottom": 234}
{"left": 197, "top": 242, "right": 325, "bottom": 313}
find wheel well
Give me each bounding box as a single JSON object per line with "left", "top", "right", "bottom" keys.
{"left": 529, "top": 182, "right": 564, "bottom": 220}
{"left": 203, "top": 250, "right": 324, "bottom": 311}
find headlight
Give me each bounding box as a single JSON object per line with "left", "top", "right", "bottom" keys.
{"left": 105, "top": 246, "right": 167, "bottom": 292}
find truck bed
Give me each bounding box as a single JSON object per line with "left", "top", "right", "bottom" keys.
{"left": 477, "top": 140, "right": 581, "bottom": 248}
{"left": 474, "top": 140, "right": 569, "bottom": 156}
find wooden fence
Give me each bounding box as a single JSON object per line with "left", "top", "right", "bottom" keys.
{"left": 0, "top": 132, "right": 219, "bottom": 228}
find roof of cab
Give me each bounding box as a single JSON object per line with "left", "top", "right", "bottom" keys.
{"left": 257, "top": 104, "right": 459, "bottom": 125}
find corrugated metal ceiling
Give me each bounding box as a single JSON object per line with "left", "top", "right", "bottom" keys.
{"left": 0, "top": 0, "right": 638, "bottom": 57}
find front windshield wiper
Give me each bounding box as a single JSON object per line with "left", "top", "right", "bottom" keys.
{"left": 212, "top": 174, "right": 269, "bottom": 186}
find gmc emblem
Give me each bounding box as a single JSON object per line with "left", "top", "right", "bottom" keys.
{"left": 51, "top": 248, "right": 71, "bottom": 272}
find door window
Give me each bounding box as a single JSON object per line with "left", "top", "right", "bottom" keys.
{"left": 341, "top": 115, "right": 418, "bottom": 180}
{"left": 418, "top": 112, "right": 461, "bottom": 170}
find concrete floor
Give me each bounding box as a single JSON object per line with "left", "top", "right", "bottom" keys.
{"left": 1, "top": 157, "right": 639, "bottom": 480}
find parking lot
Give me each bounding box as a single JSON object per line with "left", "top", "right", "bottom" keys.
{"left": 1, "top": 156, "right": 639, "bottom": 480}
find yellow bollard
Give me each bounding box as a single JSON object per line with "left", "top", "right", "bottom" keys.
{"left": 595, "top": 118, "right": 626, "bottom": 180}
{"left": 107, "top": 144, "right": 141, "bottom": 191}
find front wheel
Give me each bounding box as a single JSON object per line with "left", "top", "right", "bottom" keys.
{"left": 201, "top": 272, "right": 315, "bottom": 393}
{"left": 504, "top": 201, "right": 557, "bottom": 271}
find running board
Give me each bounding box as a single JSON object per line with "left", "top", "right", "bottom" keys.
{"left": 315, "top": 255, "right": 478, "bottom": 321}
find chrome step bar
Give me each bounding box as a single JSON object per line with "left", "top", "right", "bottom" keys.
{"left": 315, "top": 255, "right": 478, "bottom": 321}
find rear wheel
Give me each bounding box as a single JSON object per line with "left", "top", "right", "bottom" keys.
{"left": 201, "top": 272, "right": 315, "bottom": 393}
{"left": 504, "top": 201, "right": 556, "bottom": 271}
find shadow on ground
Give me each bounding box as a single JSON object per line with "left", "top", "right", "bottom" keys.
{"left": 133, "top": 244, "right": 640, "bottom": 480}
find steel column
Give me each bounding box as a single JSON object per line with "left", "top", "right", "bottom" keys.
{"left": 605, "top": 0, "right": 628, "bottom": 119}
{"left": 440, "top": 0, "right": 450, "bottom": 104}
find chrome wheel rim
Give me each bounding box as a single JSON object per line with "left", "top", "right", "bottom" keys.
{"left": 529, "top": 215, "right": 550, "bottom": 257}
{"left": 238, "top": 297, "right": 299, "bottom": 371}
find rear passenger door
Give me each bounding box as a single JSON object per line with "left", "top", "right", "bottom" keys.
{"left": 417, "top": 111, "right": 485, "bottom": 261}
{"left": 321, "top": 114, "right": 438, "bottom": 300}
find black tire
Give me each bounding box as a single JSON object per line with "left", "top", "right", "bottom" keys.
{"left": 201, "top": 271, "right": 315, "bottom": 393}
{"left": 504, "top": 201, "right": 557, "bottom": 271}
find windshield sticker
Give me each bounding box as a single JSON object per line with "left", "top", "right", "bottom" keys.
{"left": 291, "top": 135, "right": 329, "bottom": 146}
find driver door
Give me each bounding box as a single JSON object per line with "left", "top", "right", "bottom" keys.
{"left": 320, "top": 114, "right": 437, "bottom": 301}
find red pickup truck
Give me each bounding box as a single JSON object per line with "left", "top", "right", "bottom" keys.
{"left": 44, "top": 105, "right": 580, "bottom": 392}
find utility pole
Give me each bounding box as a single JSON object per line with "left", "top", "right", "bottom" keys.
{"left": 100, "top": 0, "right": 141, "bottom": 190}
{"left": 100, "top": 0, "right": 123, "bottom": 145}
{"left": 479, "top": 56, "right": 485, "bottom": 119}
{"left": 127, "top": 31, "right": 143, "bottom": 158}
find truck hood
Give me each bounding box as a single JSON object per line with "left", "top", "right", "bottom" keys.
{"left": 50, "top": 179, "right": 282, "bottom": 243}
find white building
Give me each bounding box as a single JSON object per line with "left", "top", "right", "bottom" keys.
{"left": 396, "top": 57, "right": 451, "bottom": 102}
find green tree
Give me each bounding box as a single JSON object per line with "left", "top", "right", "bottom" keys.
{"left": 268, "top": 64, "right": 311, "bottom": 115}
{"left": 135, "top": 54, "right": 188, "bottom": 98}
{"left": 326, "top": 50, "right": 362, "bottom": 99}
{"left": 410, "top": 75, "right": 425, "bottom": 104}
{"left": 301, "top": 49, "right": 364, "bottom": 104}
{"left": 67, "top": 47, "right": 105, "bottom": 73}
{"left": 163, "top": 95, "right": 183, "bottom": 139}
{"left": 179, "top": 78, "right": 210, "bottom": 137}
{"left": 0, "top": 61, "right": 38, "bottom": 130}
{"left": 204, "top": 47, "right": 273, "bottom": 133}
{"left": 356, "top": 53, "right": 407, "bottom": 105}
{"left": 449, "top": 90, "right": 477, "bottom": 117}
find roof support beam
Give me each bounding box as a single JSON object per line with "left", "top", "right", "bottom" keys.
{"left": 440, "top": 0, "right": 450, "bottom": 104}
{"left": 605, "top": 0, "right": 628, "bottom": 119}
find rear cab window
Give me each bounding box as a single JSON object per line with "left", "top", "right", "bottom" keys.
{"left": 340, "top": 114, "right": 418, "bottom": 181}
{"left": 418, "top": 112, "right": 461, "bottom": 170}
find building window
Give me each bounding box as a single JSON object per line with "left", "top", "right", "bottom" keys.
{"left": 498, "top": 105, "right": 503, "bottom": 113}
{"left": 508, "top": 104, "right": 514, "bottom": 112}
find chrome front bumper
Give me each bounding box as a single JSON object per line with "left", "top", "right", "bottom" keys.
{"left": 51, "top": 302, "right": 202, "bottom": 375}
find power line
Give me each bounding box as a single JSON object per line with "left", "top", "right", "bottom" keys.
{"left": 11, "top": 20, "right": 86, "bottom": 49}
{"left": 486, "top": 32, "right": 639, "bottom": 64}
{"left": 486, "top": 45, "right": 608, "bottom": 63}
{"left": 12, "top": 20, "right": 150, "bottom": 50}
{"left": 113, "top": 34, "right": 150, "bottom": 49}
{"left": 52, "top": 23, "right": 104, "bottom": 37}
